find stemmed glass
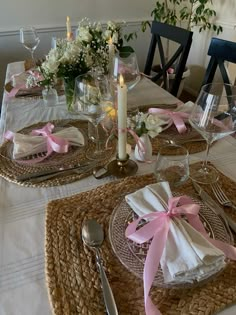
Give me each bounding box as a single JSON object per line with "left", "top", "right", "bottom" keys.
{"left": 73, "top": 71, "right": 114, "bottom": 160}
{"left": 110, "top": 52, "right": 141, "bottom": 91}
{"left": 19, "top": 26, "right": 40, "bottom": 66}
{"left": 189, "top": 83, "right": 236, "bottom": 184}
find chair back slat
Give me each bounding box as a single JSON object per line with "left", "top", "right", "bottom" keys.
{"left": 144, "top": 21, "right": 193, "bottom": 97}
{"left": 202, "top": 37, "right": 236, "bottom": 88}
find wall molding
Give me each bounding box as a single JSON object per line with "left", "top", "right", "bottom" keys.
{"left": 0, "top": 18, "right": 148, "bottom": 37}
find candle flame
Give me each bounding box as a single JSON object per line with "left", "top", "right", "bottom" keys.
{"left": 119, "top": 74, "right": 124, "bottom": 87}
{"left": 67, "top": 16, "right": 70, "bottom": 23}
{"left": 108, "top": 37, "right": 113, "bottom": 45}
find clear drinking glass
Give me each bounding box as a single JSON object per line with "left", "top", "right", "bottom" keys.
{"left": 189, "top": 83, "right": 236, "bottom": 184}
{"left": 154, "top": 144, "right": 189, "bottom": 188}
{"left": 72, "top": 71, "right": 114, "bottom": 160}
{"left": 111, "top": 52, "right": 141, "bottom": 91}
{"left": 20, "top": 26, "right": 40, "bottom": 66}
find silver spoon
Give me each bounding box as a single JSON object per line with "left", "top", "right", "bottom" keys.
{"left": 81, "top": 219, "right": 118, "bottom": 315}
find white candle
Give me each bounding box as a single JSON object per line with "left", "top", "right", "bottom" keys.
{"left": 108, "top": 37, "right": 115, "bottom": 61}
{"left": 66, "top": 16, "right": 72, "bottom": 41}
{"left": 117, "top": 74, "right": 127, "bottom": 160}
{"left": 108, "top": 37, "right": 115, "bottom": 76}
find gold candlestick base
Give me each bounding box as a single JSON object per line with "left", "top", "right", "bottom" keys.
{"left": 107, "top": 155, "right": 138, "bottom": 178}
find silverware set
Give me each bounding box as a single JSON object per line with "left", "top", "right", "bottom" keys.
{"left": 16, "top": 161, "right": 98, "bottom": 183}
{"left": 211, "top": 182, "right": 236, "bottom": 211}
{"left": 193, "top": 181, "right": 236, "bottom": 234}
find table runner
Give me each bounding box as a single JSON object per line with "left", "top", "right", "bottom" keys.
{"left": 45, "top": 164, "right": 236, "bottom": 315}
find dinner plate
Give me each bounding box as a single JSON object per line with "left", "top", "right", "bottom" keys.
{"left": 2, "top": 120, "right": 87, "bottom": 169}
{"left": 109, "top": 193, "right": 233, "bottom": 289}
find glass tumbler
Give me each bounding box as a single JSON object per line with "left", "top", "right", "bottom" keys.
{"left": 154, "top": 144, "right": 189, "bottom": 188}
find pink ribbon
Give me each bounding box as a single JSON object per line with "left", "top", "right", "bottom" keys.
{"left": 148, "top": 108, "right": 190, "bottom": 134}
{"left": 125, "top": 195, "right": 236, "bottom": 315}
{"left": 6, "top": 70, "right": 43, "bottom": 99}
{"left": 4, "top": 122, "right": 69, "bottom": 164}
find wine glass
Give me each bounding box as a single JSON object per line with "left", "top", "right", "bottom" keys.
{"left": 111, "top": 52, "right": 141, "bottom": 91}
{"left": 72, "top": 71, "right": 114, "bottom": 160}
{"left": 19, "top": 26, "right": 40, "bottom": 66}
{"left": 189, "top": 83, "right": 236, "bottom": 184}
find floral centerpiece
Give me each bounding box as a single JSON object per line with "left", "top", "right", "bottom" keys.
{"left": 40, "top": 19, "right": 133, "bottom": 110}
{"left": 127, "top": 111, "right": 168, "bottom": 162}
{"left": 127, "top": 111, "right": 167, "bottom": 138}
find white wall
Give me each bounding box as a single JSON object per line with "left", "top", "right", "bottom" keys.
{"left": 0, "top": 0, "right": 155, "bottom": 102}
{"left": 0, "top": 0, "right": 236, "bottom": 102}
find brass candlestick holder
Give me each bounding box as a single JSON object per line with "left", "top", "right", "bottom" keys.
{"left": 106, "top": 154, "right": 138, "bottom": 178}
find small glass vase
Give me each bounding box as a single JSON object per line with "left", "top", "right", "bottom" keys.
{"left": 134, "top": 133, "right": 152, "bottom": 162}
{"left": 63, "top": 77, "right": 75, "bottom": 111}
{"left": 42, "top": 87, "right": 58, "bottom": 107}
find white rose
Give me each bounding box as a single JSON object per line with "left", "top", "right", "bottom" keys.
{"left": 107, "top": 21, "right": 117, "bottom": 30}
{"left": 95, "top": 23, "right": 102, "bottom": 32}
{"left": 42, "top": 49, "right": 59, "bottom": 73}
{"left": 103, "top": 30, "right": 112, "bottom": 40}
{"left": 112, "top": 32, "right": 118, "bottom": 44}
{"left": 78, "top": 27, "right": 92, "bottom": 42}
{"left": 145, "top": 114, "right": 166, "bottom": 138}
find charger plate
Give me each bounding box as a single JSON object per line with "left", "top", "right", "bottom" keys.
{"left": 45, "top": 166, "right": 236, "bottom": 315}
{"left": 0, "top": 119, "right": 116, "bottom": 187}
{"left": 109, "top": 193, "right": 233, "bottom": 289}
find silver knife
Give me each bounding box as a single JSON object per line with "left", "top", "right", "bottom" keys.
{"left": 192, "top": 181, "right": 236, "bottom": 234}
{"left": 16, "top": 161, "right": 94, "bottom": 182}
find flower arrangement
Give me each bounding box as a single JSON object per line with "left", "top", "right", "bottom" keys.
{"left": 128, "top": 111, "right": 167, "bottom": 138}
{"left": 40, "top": 19, "right": 134, "bottom": 110}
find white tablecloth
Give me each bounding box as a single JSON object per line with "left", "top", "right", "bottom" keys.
{"left": 0, "top": 62, "right": 235, "bottom": 315}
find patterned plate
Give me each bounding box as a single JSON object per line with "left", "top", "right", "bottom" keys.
{"left": 109, "top": 194, "right": 233, "bottom": 289}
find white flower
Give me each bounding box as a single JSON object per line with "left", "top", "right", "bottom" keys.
{"left": 107, "top": 21, "right": 117, "bottom": 30}
{"left": 112, "top": 32, "right": 119, "bottom": 44}
{"left": 42, "top": 49, "right": 60, "bottom": 73}
{"left": 103, "top": 30, "right": 112, "bottom": 41}
{"left": 77, "top": 27, "right": 93, "bottom": 42}
{"left": 144, "top": 114, "right": 166, "bottom": 138}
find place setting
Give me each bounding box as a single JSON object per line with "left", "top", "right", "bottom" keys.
{"left": 43, "top": 82, "right": 236, "bottom": 315}
{"left": 0, "top": 70, "right": 119, "bottom": 187}
{"left": 2, "top": 14, "right": 236, "bottom": 315}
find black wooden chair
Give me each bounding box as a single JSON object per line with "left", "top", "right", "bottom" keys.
{"left": 144, "top": 21, "right": 193, "bottom": 97}
{"left": 202, "top": 37, "right": 236, "bottom": 89}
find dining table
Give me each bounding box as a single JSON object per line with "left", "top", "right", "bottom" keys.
{"left": 0, "top": 61, "right": 236, "bottom": 315}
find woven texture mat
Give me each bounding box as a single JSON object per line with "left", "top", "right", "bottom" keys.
{"left": 0, "top": 120, "right": 116, "bottom": 187}
{"left": 45, "top": 164, "right": 236, "bottom": 315}
{"left": 128, "top": 105, "right": 207, "bottom": 155}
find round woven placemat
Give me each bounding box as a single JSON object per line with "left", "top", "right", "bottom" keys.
{"left": 128, "top": 105, "right": 207, "bottom": 155}
{"left": 45, "top": 163, "right": 236, "bottom": 315}
{"left": 0, "top": 120, "right": 116, "bottom": 187}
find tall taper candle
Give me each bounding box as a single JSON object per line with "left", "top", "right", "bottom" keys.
{"left": 117, "top": 74, "right": 127, "bottom": 160}
{"left": 66, "top": 16, "right": 72, "bottom": 41}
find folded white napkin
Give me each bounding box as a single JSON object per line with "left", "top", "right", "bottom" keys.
{"left": 12, "top": 72, "right": 29, "bottom": 87}
{"left": 175, "top": 101, "right": 194, "bottom": 114}
{"left": 12, "top": 126, "right": 85, "bottom": 159}
{"left": 125, "top": 182, "right": 225, "bottom": 285}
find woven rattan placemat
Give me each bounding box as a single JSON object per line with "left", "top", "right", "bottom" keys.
{"left": 0, "top": 120, "right": 116, "bottom": 187}
{"left": 45, "top": 165, "right": 236, "bottom": 315}
{"left": 129, "top": 105, "right": 207, "bottom": 155}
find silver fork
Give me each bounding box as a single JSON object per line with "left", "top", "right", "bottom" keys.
{"left": 211, "top": 182, "right": 236, "bottom": 210}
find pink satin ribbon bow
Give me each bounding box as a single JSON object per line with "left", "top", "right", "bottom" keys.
{"left": 148, "top": 108, "right": 190, "bottom": 134}
{"left": 125, "top": 195, "right": 236, "bottom": 315}
{"left": 5, "top": 122, "right": 69, "bottom": 164}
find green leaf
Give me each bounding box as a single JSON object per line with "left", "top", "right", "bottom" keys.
{"left": 118, "top": 46, "right": 135, "bottom": 58}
